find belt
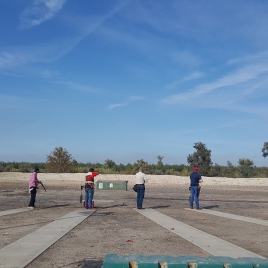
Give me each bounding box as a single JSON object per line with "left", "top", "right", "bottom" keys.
{"left": 136, "top": 183, "right": 144, "bottom": 185}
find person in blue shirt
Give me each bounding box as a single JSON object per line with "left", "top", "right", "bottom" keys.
{"left": 189, "top": 166, "right": 203, "bottom": 209}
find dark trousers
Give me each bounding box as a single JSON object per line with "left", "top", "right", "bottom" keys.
{"left": 28, "top": 187, "right": 37, "bottom": 207}
{"left": 136, "top": 184, "right": 145, "bottom": 208}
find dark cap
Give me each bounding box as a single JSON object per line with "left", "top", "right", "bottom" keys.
{"left": 34, "top": 167, "right": 40, "bottom": 172}
{"left": 89, "top": 168, "right": 94, "bottom": 172}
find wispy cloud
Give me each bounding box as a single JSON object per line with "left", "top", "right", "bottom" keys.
{"left": 162, "top": 63, "right": 268, "bottom": 104}
{"left": 108, "top": 103, "right": 127, "bottom": 110}
{"left": 0, "top": 51, "right": 26, "bottom": 69}
{"left": 166, "top": 72, "right": 205, "bottom": 89}
{"left": 54, "top": 81, "right": 100, "bottom": 93}
{"left": 172, "top": 50, "right": 201, "bottom": 68}
{"left": 19, "top": 0, "right": 67, "bottom": 29}
{"left": 0, "top": 38, "right": 80, "bottom": 70}
{"left": 227, "top": 51, "right": 268, "bottom": 65}
{"left": 0, "top": 1, "right": 129, "bottom": 72}
{"left": 127, "top": 96, "right": 143, "bottom": 101}
{"left": 183, "top": 71, "right": 205, "bottom": 81}
{"left": 108, "top": 95, "right": 143, "bottom": 110}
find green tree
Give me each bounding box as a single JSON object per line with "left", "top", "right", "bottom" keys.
{"left": 105, "top": 159, "right": 116, "bottom": 169}
{"left": 19, "top": 162, "right": 32, "bottom": 173}
{"left": 238, "top": 158, "right": 255, "bottom": 178}
{"left": 262, "top": 142, "right": 268, "bottom": 158}
{"left": 225, "top": 161, "right": 235, "bottom": 177}
{"left": 46, "top": 147, "right": 77, "bottom": 173}
{"left": 134, "top": 159, "right": 149, "bottom": 173}
{"left": 211, "top": 163, "right": 222, "bottom": 177}
{"left": 157, "top": 155, "right": 164, "bottom": 166}
{"left": 187, "top": 142, "right": 213, "bottom": 176}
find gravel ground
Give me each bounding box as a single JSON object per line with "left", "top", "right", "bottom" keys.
{"left": 0, "top": 173, "right": 268, "bottom": 268}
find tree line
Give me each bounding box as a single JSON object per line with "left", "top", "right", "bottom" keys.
{"left": 0, "top": 142, "right": 267, "bottom": 178}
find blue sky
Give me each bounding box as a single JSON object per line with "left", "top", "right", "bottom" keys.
{"left": 1, "top": 0, "right": 268, "bottom": 167}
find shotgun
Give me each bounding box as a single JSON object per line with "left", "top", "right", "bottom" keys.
{"left": 39, "top": 181, "right": 46, "bottom": 191}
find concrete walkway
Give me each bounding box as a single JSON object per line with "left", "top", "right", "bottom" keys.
{"left": 185, "top": 208, "right": 268, "bottom": 226}
{"left": 0, "top": 209, "right": 95, "bottom": 268}
{"left": 0, "top": 208, "right": 29, "bottom": 217}
{"left": 134, "top": 208, "right": 265, "bottom": 259}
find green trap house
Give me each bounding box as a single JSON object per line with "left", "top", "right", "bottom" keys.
{"left": 97, "top": 180, "right": 128, "bottom": 191}
{"left": 101, "top": 254, "right": 268, "bottom": 268}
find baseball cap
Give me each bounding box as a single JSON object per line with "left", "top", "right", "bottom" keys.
{"left": 34, "top": 167, "right": 40, "bottom": 172}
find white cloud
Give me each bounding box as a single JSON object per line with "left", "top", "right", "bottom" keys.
{"left": 0, "top": 51, "right": 25, "bottom": 69}
{"left": 19, "top": 0, "right": 67, "bottom": 29}
{"left": 163, "top": 63, "right": 268, "bottom": 104}
{"left": 108, "top": 95, "right": 144, "bottom": 110}
{"left": 127, "top": 96, "right": 143, "bottom": 101}
{"left": 108, "top": 103, "right": 127, "bottom": 110}
{"left": 0, "top": 40, "right": 77, "bottom": 70}
{"left": 166, "top": 72, "right": 205, "bottom": 89}
{"left": 54, "top": 81, "right": 100, "bottom": 92}
{"left": 172, "top": 50, "right": 201, "bottom": 68}
{"left": 183, "top": 71, "right": 205, "bottom": 81}
{"left": 0, "top": 1, "right": 129, "bottom": 73}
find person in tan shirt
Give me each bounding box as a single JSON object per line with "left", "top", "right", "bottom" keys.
{"left": 135, "top": 167, "right": 148, "bottom": 209}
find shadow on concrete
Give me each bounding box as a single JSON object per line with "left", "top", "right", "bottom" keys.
{"left": 97, "top": 203, "right": 128, "bottom": 209}
{"left": 203, "top": 205, "right": 219, "bottom": 209}
{"left": 150, "top": 205, "right": 170, "bottom": 209}
{"left": 58, "top": 259, "right": 103, "bottom": 268}
{"left": 41, "top": 204, "right": 73, "bottom": 209}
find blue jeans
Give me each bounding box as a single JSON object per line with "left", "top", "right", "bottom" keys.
{"left": 136, "top": 184, "right": 145, "bottom": 208}
{"left": 85, "top": 188, "right": 94, "bottom": 208}
{"left": 190, "top": 186, "right": 199, "bottom": 208}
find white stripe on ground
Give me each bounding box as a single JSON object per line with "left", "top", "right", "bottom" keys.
{"left": 0, "top": 209, "right": 95, "bottom": 268}
{"left": 0, "top": 208, "right": 29, "bottom": 216}
{"left": 185, "top": 208, "right": 268, "bottom": 226}
{"left": 134, "top": 208, "right": 265, "bottom": 259}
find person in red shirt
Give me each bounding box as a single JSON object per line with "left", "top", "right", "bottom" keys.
{"left": 84, "top": 168, "right": 99, "bottom": 209}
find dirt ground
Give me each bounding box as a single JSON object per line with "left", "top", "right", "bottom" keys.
{"left": 0, "top": 180, "right": 268, "bottom": 268}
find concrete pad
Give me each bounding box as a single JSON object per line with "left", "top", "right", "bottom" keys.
{"left": 185, "top": 208, "right": 268, "bottom": 226}
{"left": 0, "top": 209, "right": 95, "bottom": 268}
{"left": 0, "top": 208, "right": 29, "bottom": 217}
{"left": 134, "top": 208, "right": 265, "bottom": 259}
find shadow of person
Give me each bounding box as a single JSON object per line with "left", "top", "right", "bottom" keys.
{"left": 203, "top": 205, "right": 219, "bottom": 209}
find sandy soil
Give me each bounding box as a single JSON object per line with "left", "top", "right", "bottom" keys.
{"left": 0, "top": 173, "right": 268, "bottom": 268}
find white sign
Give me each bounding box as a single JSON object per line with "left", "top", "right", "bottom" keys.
{"left": 99, "top": 182, "right": 103, "bottom": 189}
{"left": 109, "top": 183, "right": 114, "bottom": 188}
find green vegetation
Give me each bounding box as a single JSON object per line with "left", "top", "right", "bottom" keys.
{"left": 46, "top": 147, "right": 77, "bottom": 173}
{"left": 187, "top": 142, "right": 213, "bottom": 176}
{"left": 0, "top": 143, "right": 267, "bottom": 178}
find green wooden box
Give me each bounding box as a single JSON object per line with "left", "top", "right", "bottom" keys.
{"left": 96, "top": 181, "right": 128, "bottom": 191}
